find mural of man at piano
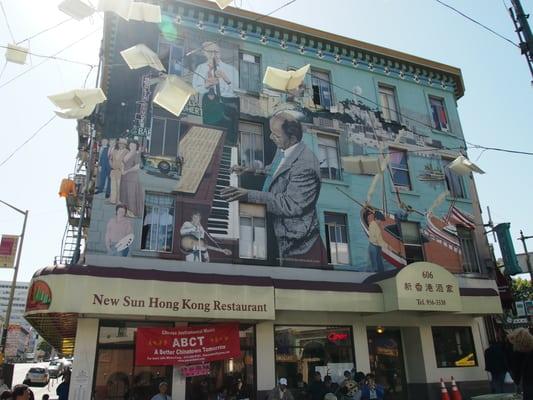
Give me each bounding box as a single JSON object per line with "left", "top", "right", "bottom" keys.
{"left": 221, "top": 110, "right": 327, "bottom": 268}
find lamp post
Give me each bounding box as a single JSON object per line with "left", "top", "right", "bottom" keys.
{"left": 517, "top": 230, "right": 533, "bottom": 280}
{"left": 0, "top": 199, "right": 29, "bottom": 361}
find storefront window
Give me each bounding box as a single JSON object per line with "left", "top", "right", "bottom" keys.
{"left": 274, "top": 326, "right": 355, "bottom": 391}
{"left": 94, "top": 321, "right": 174, "bottom": 400}
{"left": 432, "top": 326, "right": 478, "bottom": 368}
{"left": 185, "top": 325, "right": 256, "bottom": 400}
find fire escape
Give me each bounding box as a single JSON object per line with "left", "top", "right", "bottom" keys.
{"left": 55, "top": 119, "right": 97, "bottom": 266}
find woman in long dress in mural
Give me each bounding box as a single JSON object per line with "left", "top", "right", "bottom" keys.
{"left": 120, "top": 141, "right": 144, "bottom": 218}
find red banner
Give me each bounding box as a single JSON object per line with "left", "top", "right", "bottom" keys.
{"left": 135, "top": 323, "right": 241, "bottom": 366}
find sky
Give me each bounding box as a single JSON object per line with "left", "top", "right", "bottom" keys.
{"left": 0, "top": 0, "right": 532, "bottom": 283}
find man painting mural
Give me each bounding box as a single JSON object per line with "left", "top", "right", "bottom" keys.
{"left": 221, "top": 110, "right": 326, "bottom": 267}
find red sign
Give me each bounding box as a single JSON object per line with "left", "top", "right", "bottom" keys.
{"left": 328, "top": 332, "right": 348, "bottom": 342}
{"left": 135, "top": 323, "right": 241, "bottom": 366}
{"left": 180, "top": 363, "right": 210, "bottom": 377}
{"left": 26, "top": 280, "right": 52, "bottom": 311}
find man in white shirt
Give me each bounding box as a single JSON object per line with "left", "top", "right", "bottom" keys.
{"left": 151, "top": 382, "right": 171, "bottom": 400}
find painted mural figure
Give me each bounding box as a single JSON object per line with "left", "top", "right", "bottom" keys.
{"left": 221, "top": 110, "right": 327, "bottom": 267}
{"left": 96, "top": 138, "right": 111, "bottom": 198}
{"left": 367, "top": 210, "right": 389, "bottom": 273}
{"left": 105, "top": 204, "right": 134, "bottom": 256}
{"left": 108, "top": 138, "right": 128, "bottom": 204}
{"left": 119, "top": 141, "right": 144, "bottom": 218}
{"left": 179, "top": 211, "right": 210, "bottom": 262}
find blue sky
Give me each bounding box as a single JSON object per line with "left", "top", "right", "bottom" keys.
{"left": 0, "top": 0, "right": 531, "bottom": 282}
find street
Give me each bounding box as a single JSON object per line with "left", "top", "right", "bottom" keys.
{"left": 12, "top": 362, "right": 61, "bottom": 400}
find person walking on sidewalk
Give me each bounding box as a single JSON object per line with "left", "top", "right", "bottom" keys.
{"left": 484, "top": 336, "right": 509, "bottom": 393}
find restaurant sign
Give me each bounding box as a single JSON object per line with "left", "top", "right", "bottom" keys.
{"left": 380, "top": 262, "right": 462, "bottom": 312}
{"left": 135, "top": 323, "right": 241, "bottom": 366}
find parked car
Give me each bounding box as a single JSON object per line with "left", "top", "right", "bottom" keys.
{"left": 24, "top": 367, "right": 49, "bottom": 385}
{"left": 48, "top": 360, "right": 63, "bottom": 378}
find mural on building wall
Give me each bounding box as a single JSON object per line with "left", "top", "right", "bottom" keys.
{"left": 89, "top": 19, "right": 478, "bottom": 274}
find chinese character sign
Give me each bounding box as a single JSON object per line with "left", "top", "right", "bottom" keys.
{"left": 0, "top": 235, "right": 18, "bottom": 268}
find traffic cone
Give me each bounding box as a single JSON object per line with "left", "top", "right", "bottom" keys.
{"left": 440, "top": 378, "right": 450, "bottom": 400}
{"left": 450, "top": 376, "right": 462, "bottom": 400}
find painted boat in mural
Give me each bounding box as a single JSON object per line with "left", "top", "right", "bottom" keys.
{"left": 360, "top": 205, "right": 475, "bottom": 270}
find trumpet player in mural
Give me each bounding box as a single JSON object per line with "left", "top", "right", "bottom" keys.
{"left": 221, "top": 110, "right": 326, "bottom": 268}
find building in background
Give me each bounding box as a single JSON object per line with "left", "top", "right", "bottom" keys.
{"left": 26, "top": 1, "right": 502, "bottom": 399}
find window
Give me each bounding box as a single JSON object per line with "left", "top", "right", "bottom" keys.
{"left": 239, "top": 204, "right": 266, "bottom": 260}
{"left": 389, "top": 149, "right": 411, "bottom": 189}
{"left": 158, "top": 40, "right": 184, "bottom": 76}
{"left": 274, "top": 326, "right": 355, "bottom": 388}
{"left": 378, "top": 84, "right": 399, "bottom": 122}
{"left": 239, "top": 52, "right": 261, "bottom": 92}
{"left": 325, "top": 213, "right": 350, "bottom": 265}
{"left": 239, "top": 121, "right": 264, "bottom": 169}
{"left": 432, "top": 327, "right": 478, "bottom": 368}
{"left": 442, "top": 159, "right": 466, "bottom": 198}
{"left": 318, "top": 135, "right": 341, "bottom": 180}
{"left": 400, "top": 221, "right": 424, "bottom": 264}
{"left": 429, "top": 96, "right": 449, "bottom": 131}
{"left": 311, "top": 69, "right": 333, "bottom": 109}
{"left": 149, "top": 117, "right": 180, "bottom": 156}
{"left": 457, "top": 226, "right": 480, "bottom": 273}
{"left": 141, "top": 193, "right": 175, "bottom": 252}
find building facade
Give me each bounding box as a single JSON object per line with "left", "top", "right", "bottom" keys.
{"left": 0, "top": 281, "right": 31, "bottom": 331}
{"left": 26, "top": 1, "right": 502, "bottom": 400}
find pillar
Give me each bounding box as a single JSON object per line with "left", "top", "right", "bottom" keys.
{"left": 352, "top": 323, "right": 370, "bottom": 373}
{"left": 256, "top": 321, "right": 275, "bottom": 396}
{"left": 68, "top": 318, "right": 99, "bottom": 400}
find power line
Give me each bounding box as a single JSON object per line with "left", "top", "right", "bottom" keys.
{"left": 0, "top": 45, "right": 97, "bottom": 68}
{"left": 467, "top": 142, "right": 533, "bottom": 156}
{"left": 16, "top": 18, "right": 73, "bottom": 45}
{"left": 254, "top": 0, "right": 297, "bottom": 22}
{"left": 0, "top": 1, "right": 16, "bottom": 43}
{"left": 434, "top": 0, "right": 520, "bottom": 48}
{"left": 0, "top": 28, "right": 101, "bottom": 90}
{"left": 0, "top": 115, "right": 57, "bottom": 168}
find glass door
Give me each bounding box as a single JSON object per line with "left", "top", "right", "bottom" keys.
{"left": 367, "top": 328, "right": 407, "bottom": 400}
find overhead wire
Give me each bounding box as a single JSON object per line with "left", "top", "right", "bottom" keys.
{"left": 0, "top": 45, "right": 97, "bottom": 68}
{"left": 0, "top": 115, "right": 58, "bottom": 168}
{"left": 433, "top": 0, "right": 519, "bottom": 48}
{"left": 253, "top": 0, "right": 297, "bottom": 22}
{"left": 16, "top": 18, "right": 73, "bottom": 45}
{"left": 0, "top": 0, "right": 16, "bottom": 43}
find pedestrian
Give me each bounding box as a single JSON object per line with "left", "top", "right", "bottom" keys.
{"left": 232, "top": 377, "right": 249, "bottom": 400}
{"left": 266, "top": 378, "right": 294, "bottom": 400}
{"left": 507, "top": 328, "right": 533, "bottom": 399}
{"left": 12, "top": 385, "right": 30, "bottom": 400}
{"left": 56, "top": 370, "right": 70, "bottom": 400}
{"left": 484, "top": 336, "right": 509, "bottom": 393}
{"left": 293, "top": 373, "right": 307, "bottom": 400}
{"left": 338, "top": 371, "right": 361, "bottom": 400}
{"left": 308, "top": 372, "right": 326, "bottom": 400}
{"left": 0, "top": 390, "right": 12, "bottom": 400}
{"left": 324, "top": 376, "right": 338, "bottom": 395}
{"left": 151, "top": 382, "right": 171, "bottom": 400}
{"left": 360, "top": 374, "right": 384, "bottom": 400}
{"left": 324, "top": 392, "right": 337, "bottom": 400}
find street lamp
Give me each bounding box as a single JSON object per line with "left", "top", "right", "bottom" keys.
{"left": 0, "top": 199, "right": 29, "bottom": 362}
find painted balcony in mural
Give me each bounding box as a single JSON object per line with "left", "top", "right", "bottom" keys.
{"left": 85, "top": 0, "right": 488, "bottom": 276}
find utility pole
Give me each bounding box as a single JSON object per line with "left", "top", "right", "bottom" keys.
{"left": 517, "top": 230, "right": 533, "bottom": 280}
{"left": 508, "top": 0, "right": 533, "bottom": 85}
{"left": 0, "top": 200, "right": 29, "bottom": 362}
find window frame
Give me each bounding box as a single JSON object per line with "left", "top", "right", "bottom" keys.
{"left": 141, "top": 192, "right": 176, "bottom": 253}
{"left": 400, "top": 221, "right": 425, "bottom": 264}
{"left": 428, "top": 95, "right": 450, "bottom": 132}
{"left": 378, "top": 83, "right": 400, "bottom": 123}
{"left": 324, "top": 212, "right": 351, "bottom": 265}
{"left": 149, "top": 117, "right": 181, "bottom": 157}
{"left": 456, "top": 225, "right": 481, "bottom": 273}
{"left": 389, "top": 148, "right": 412, "bottom": 190}
{"left": 238, "top": 51, "right": 261, "bottom": 93}
{"left": 239, "top": 204, "right": 267, "bottom": 260}
{"left": 442, "top": 158, "right": 467, "bottom": 199}
{"left": 238, "top": 121, "right": 265, "bottom": 170}
{"left": 310, "top": 68, "right": 334, "bottom": 109}
{"left": 431, "top": 326, "right": 478, "bottom": 368}
{"left": 318, "top": 134, "right": 342, "bottom": 181}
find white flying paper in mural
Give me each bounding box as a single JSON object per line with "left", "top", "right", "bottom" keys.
{"left": 448, "top": 155, "right": 485, "bottom": 176}
{"left": 263, "top": 64, "right": 311, "bottom": 92}
{"left": 5, "top": 44, "right": 29, "bottom": 65}
{"left": 153, "top": 75, "right": 196, "bottom": 117}
{"left": 120, "top": 44, "right": 165, "bottom": 71}
{"left": 58, "top": 0, "right": 95, "bottom": 20}
{"left": 48, "top": 88, "right": 107, "bottom": 119}
{"left": 214, "top": 0, "right": 234, "bottom": 9}
{"left": 97, "top": 0, "right": 132, "bottom": 20}
{"left": 128, "top": 2, "right": 161, "bottom": 23}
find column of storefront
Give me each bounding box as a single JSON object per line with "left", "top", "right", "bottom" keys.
{"left": 172, "top": 322, "right": 188, "bottom": 400}
{"left": 351, "top": 322, "right": 370, "bottom": 373}
{"left": 256, "top": 321, "right": 276, "bottom": 397}
{"left": 68, "top": 318, "right": 99, "bottom": 400}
